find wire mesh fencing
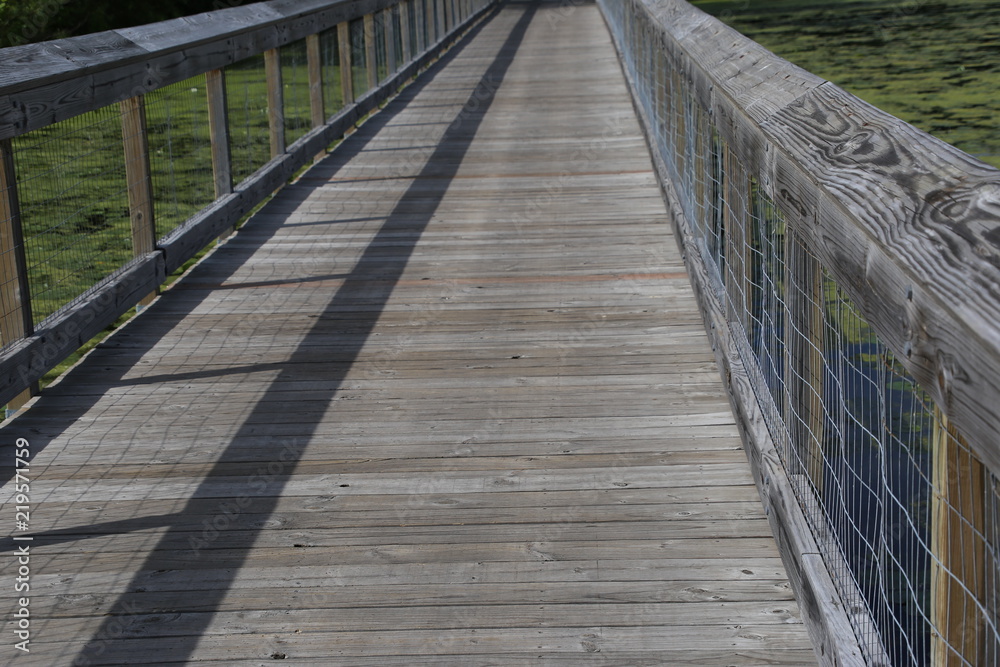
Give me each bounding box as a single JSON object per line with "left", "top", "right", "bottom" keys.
{"left": 12, "top": 108, "right": 134, "bottom": 327}
{"left": 145, "top": 74, "right": 215, "bottom": 240}
{"left": 601, "top": 0, "right": 1000, "bottom": 664}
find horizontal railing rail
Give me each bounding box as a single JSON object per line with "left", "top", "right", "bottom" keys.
{"left": 0, "top": 0, "right": 498, "bottom": 412}
{"left": 600, "top": 0, "right": 1000, "bottom": 664}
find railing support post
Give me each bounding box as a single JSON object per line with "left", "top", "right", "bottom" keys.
{"left": 0, "top": 139, "right": 35, "bottom": 416}
{"left": 264, "top": 48, "right": 285, "bottom": 158}
{"left": 384, "top": 7, "right": 397, "bottom": 77}
{"left": 119, "top": 95, "right": 157, "bottom": 309}
{"left": 784, "top": 230, "right": 825, "bottom": 496}
{"left": 338, "top": 22, "right": 354, "bottom": 106}
{"left": 400, "top": 1, "right": 412, "bottom": 65}
{"left": 931, "top": 411, "right": 985, "bottom": 666}
{"left": 364, "top": 13, "right": 378, "bottom": 91}
{"left": 307, "top": 33, "right": 325, "bottom": 128}
{"left": 205, "top": 70, "right": 233, "bottom": 199}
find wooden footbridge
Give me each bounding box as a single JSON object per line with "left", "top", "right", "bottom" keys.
{"left": 2, "top": 0, "right": 999, "bottom": 664}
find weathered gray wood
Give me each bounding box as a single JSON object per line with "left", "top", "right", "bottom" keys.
{"left": 400, "top": 0, "right": 412, "bottom": 64}
{"left": 306, "top": 33, "right": 325, "bottom": 128}
{"left": 0, "top": 138, "right": 33, "bottom": 412}
{"left": 364, "top": 13, "right": 378, "bottom": 90}
{"left": 205, "top": 69, "right": 233, "bottom": 198}
{"left": 383, "top": 7, "right": 397, "bottom": 76}
{"left": 0, "top": 5, "right": 811, "bottom": 664}
{"left": 264, "top": 48, "right": 285, "bottom": 157}
{"left": 120, "top": 95, "right": 158, "bottom": 309}
{"left": 337, "top": 21, "right": 354, "bottom": 105}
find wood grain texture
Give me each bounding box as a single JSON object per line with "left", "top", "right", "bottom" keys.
{"left": 0, "top": 3, "right": 811, "bottom": 664}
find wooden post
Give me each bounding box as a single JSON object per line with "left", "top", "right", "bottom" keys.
{"left": 0, "top": 139, "right": 35, "bottom": 415}
{"left": 205, "top": 69, "right": 233, "bottom": 199}
{"left": 364, "top": 13, "right": 378, "bottom": 91}
{"left": 307, "top": 33, "right": 324, "bottom": 127}
{"left": 338, "top": 22, "right": 354, "bottom": 106}
{"left": 384, "top": 8, "right": 397, "bottom": 77}
{"left": 784, "top": 229, "right": 825, "bottom": 493}
{"left": 931, "top": 412, "right": 985, "bottom": 666}
{"left": 119, "top": 95, "right": 157, "bottom": 308}
{"left": 400, "top": 1, "right": 412, "bottom": 65}
{"left": 417, "top": 0, "right": 427, "bottom": 53}
{"left": 306, "top": 33, "right": 326, "bottom": 161}
{"left": 435, "top": 0, "right": 444, "bottom": 43}
{"left": 264, "top": 48, "right": 285, "bottom": 158}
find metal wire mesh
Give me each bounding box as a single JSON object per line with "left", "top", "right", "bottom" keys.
{"left": 145, "top": 74, "right": 215, "bottom": 239}
{"left": 281, "top": 40, "right": 313, "bottom": 146}
{"left": 600, "top": 0, "right": 1000, "bottom": 663}
{"left": 225, "top": 53, "right": 270, "bottom": 185}
{"left": 12, "top": 107, "right": 133, "bottom": 326}
{"left": 350, "top": 18, "right": 369, "bottom": 98}
{"left": 320, "top": 26, "right": 346, "bottom": 116}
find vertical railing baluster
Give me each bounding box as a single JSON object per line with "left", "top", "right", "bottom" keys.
{"left": 384, "top": 7, "right": 397, "bottom": 77}
{"left": 364, "top": 13, "right": 378, "bottom": 91}
{"left": 307, "top": 33, "right": 325, "bottom": 127}
{"left": 338, "top": 22, "right": 354, "bottom": 106}
{"left": 264, "top": 48, "right": 285, "bottom": 158}
{"left": 206, "top": 69, "right": 233, "bottom": 199}
{"left": 0, "top": 139, "right": 35, "bottom": 415}
{"left": 120, "top": 95, "right": 157, "bottom": 308}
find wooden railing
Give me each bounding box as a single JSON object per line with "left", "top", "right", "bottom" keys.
{"left": 0, "top": 0, "right": 498, "bottom": 412}
{"left": 599, "top": 0, "right": 1000, "bottom": 665}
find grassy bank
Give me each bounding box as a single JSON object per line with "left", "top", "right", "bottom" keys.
{"left": 692, "top": 0, "right": 1000, "bottom": 169}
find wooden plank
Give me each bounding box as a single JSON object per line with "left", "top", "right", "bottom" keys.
{"left": 384, "top": 7, "right": 397, "bottom": 76}
{"left": 264, "top": 48, "right": 285, "bottom": 158}
{"left": 338, "top": 21, "right": 354, "bottom": 105}
{"left": 400, "top": 0, "right": 412, "bottom": 64}
{"left": 364, "top": 13, "right": 378, "bottom": 90}
{"left": 119, "top": 95, "right": 158, "bottom": 307}
{"left": 205, "top": 69, "right": 233, "bottom": 198}
{"left": 0, "top": 138, "right": 33, "bottom": 413}
{"left": 306, "top": 33, "right": 325, "bottom": 128}
{"left": 0, "top": 5, "right": 811, "bottom": 665}
{"left": 0, "top": 1, "right": 432, "bottom": 140}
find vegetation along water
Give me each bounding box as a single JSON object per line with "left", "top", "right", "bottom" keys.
{"left": 692, "top": 0, "right": 1000, "bottom": 169}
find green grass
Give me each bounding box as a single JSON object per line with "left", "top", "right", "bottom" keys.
{"left": 692, "top": 0, "right": 1000, "bottom": 169}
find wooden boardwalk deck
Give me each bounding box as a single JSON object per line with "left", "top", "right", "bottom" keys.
{"left": 1, "top": 1, "right": 816, "bottom": 664}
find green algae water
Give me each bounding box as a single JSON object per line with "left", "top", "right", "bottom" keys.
{"left": 692, "top": 0, "right": 1000, "bottom": 169}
